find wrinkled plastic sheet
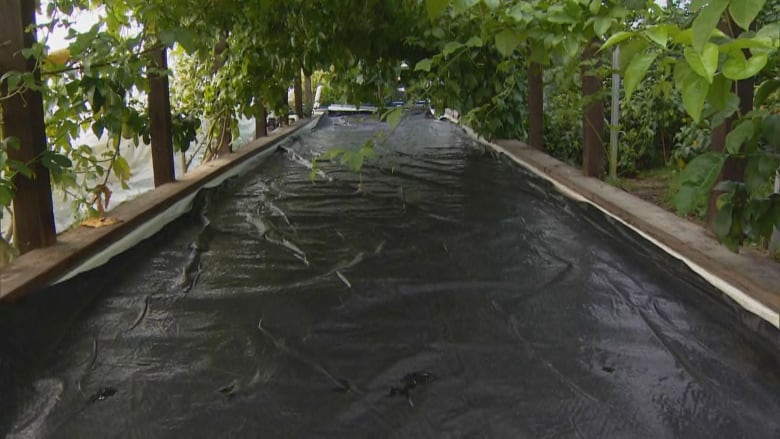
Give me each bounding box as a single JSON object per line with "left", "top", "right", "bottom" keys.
{"left": 2, "top": 115, "right": 779, "bottom": 438}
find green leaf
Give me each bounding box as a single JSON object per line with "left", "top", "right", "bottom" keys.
{"left": 425, "top": 0, "right": 449, "bottom": 21}
{"left": 711, "top": 94, "right": 739, "bottom": 127}
{"left": 175, "top": 28, "right": 198, "bottom": 54}
{"left": 507, "top": 2, "right": 533, "bottom": 23}
{"left": 674, "top": 152, "right": 726, "bottom": 215}
{"left": 623, "top": 51, "right": 658, "bottom": 100}
{"left": 383, "top": 107, "right": 403, "bottom": 130}
{"left": 683, "top": 42, "right": 718, "bottom": 83}
{"left": 442, "top": 41, "right": 464, "bottom": 57}
{"left": 757, "top": 154, "right": 779, "bottom": 177}
{"left": 720, "top": 36, "right": 774, "bottom": 52}
{"left": 725, "top": 119, "right": 756, "bottom": 154}
{"left": 722, "top": 52, "right": 768, "bottom": 80}
{"left": 745, "top": 156, "right": 768, "bottom": 194}
{"left": 601, "top": 31, "right": 634, "bottom": 51}
{"left": 92, "top": 121, "right": 105, "bottom": 139}
{"left": 8, "top": 159, "right": 33, "bottom": 179}
{"left": 51, "top": 152, "right": 72, "bottom": 168}
{"left": 707, "top": 74, "right": 734, "bottom": 111}
{"left": 594, "top": 17, "right": 612, "bottom": 38}
{"left": 453, "top": 0, "right": 479, "bottom": 15}
{"left": 547, "top": 5, "right": 578, "bottom": 24}
{"left": 645, "top": 25, "right": 668, "bottom": 47}
{"left": 589, "top": 0, "right": 601, "bottom": 15}
{"left": 113, "top": 155, "right": 131, "bottom": 181}
{"left": 672, "top": 28, "right": 693, "bottom": 46}
{"left": 0, "top": 184, "right": 13, "bottom": 207}
{"left": 692, "top": 0, "right": 728, "bottom": 52}
{"left": 1, "top": 71, "right": 22, "bottom": 91}
{"left": 465, "top": 36, "right": 483, "bottom": 48}
{"left": 755, "top": 22, "right": 780, "bottom": 45}
{"left": 754, "top": 79, "right": 780, "bottom": 107}
{"left": 3, "top": 136, "right": 21, "bottom": 150}
{"left": 415, "top": 58, "right": 433, "bottom": 72}
{"left": 340, "top": 150, "right": 364, "bottom": 172}
{"left": 712, "top": 202, "right": 733, "bottom": 240}
{"left": 157, "top": 28, "right": 177, "bottom": 47}
{"left": 762, "top": 114, "right": 780, "bottom": 150}
{"left": 729, "top": 0, "right": 766, "bottom": 31}
{"left": 674, "top": 60, "right": 710, "bottom": 123}
{"left": 618, "top": 38, "right": 648, "bottom": 74}
{"left": 495, "top": 29, "right": 521, "bottom": 57}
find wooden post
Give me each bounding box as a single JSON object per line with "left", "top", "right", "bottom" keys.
{"left": 148, "top": 45, "right": 176, "bottom": 186}
{"left": 255, "top": 105, "right": 267, "bottom": 138}
{"left": 707, "top": 77, "right": 753, "bottom": 228}
{"left": 527, "top": 62, "right": 544, "bottom": 150}
{"left": 707, "top": 18, "right": 752, "bottom": 228}
{"left": 1, "top": 0, "right": 57, "bottom": 253}
{"left": 582, "top": 39, "right": 605, "bottom": 177}
{"left": 293, "top": 73, "right": 303, "bottom": 118}
{"left": 304, "top": 72, "right": 313, "bottom": 116}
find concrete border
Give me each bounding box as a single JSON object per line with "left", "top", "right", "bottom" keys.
{"left": 0, "top": 118, "right": 318, "bottom": 301}
{"left": 487, "top": 138, "right": 779, "bottom": 329}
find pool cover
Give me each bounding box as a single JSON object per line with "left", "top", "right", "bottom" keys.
{"left": 2, "top": 115, "right": 779, "bottom": 438}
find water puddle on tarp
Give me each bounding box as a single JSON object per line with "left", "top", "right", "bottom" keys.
{"left": 1, "top": 115, "right": 779, "bottom": 438}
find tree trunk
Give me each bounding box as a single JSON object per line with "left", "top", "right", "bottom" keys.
{"left": 213, "top": 33, "right": 232, "bottom": 156}
{"left": 216, "top": 115, "right": 232, "bottom": 157}
{"left": 1, "top": 0, "right": 57, "bottom": 253}
{"left": 148, "top": 45, "right": 176, "bottom": 186}
{"left": 582, "top": 40, "right": 605, "bottom": 177}
{"left": 293, "top": 74, "right": 304, "bottom": 118}
{"left": 527, "top": 62, "right": 544, "bottom": 150}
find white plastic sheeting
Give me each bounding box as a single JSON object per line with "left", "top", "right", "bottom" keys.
{"left": 2, "top": 116, "right": 257, "bottom": 236}
{"left": 53, "top": 116, "right": 319, "bottom": 284}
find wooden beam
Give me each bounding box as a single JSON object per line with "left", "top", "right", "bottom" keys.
{"left": 582, "top": 39, "right": 605, "bottom": 177}
{"left": 148, "top": 45, "right": 176, "bottom": 186}
{"left": 1, "top": 0, "right": 57, "bottom": 253}
{"left": 527, "top": 62, "right": 544, "bottom": 150}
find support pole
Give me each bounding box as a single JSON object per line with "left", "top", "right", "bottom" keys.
{"left": 527, "top": 62, "right": 544, "bottom": 150}
{"left": 609, "top": 47, "right": 621, "bottom": 179}
{"left": 1, "top": 0, "right": 57, "bottom": 253}
{"left": 770, "top": 168, "right": 780, "bottom": 257}
{"left": 293, "top": 73, "right": 303, "bottom": 118}
{"left": 582, "top": 39, "right": 605, "bottom": 177}
{"left": 707, "top": 18, "right": 751, "bottom": 229}
{"left": 304, "top": 72, "right": 313, "bottom": 117}
{"left": 255, "top": 104, "right": 267, "bottom": 138}
{"left": 148, "top": 45, "right": 176, "bottom": 186}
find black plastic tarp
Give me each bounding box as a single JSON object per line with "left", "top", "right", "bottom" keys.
{"left": 2, "top": 115, "right": 779, "bottom": 438}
